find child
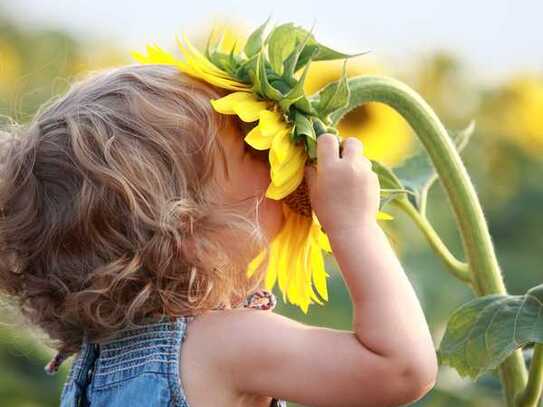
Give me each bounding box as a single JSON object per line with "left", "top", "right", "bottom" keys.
{"left": 0, "top": 64, "right": 437, "bottom": 406}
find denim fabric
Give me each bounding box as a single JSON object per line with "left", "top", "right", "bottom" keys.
{"left": 58, "top": 314, "right": 287, "bottom": 406}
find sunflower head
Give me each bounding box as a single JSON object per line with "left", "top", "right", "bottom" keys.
{"left": 131, "top": 19, "right": 395, "bottom": 314}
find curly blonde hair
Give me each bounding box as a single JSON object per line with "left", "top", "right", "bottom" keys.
{"left": 0, "top": 64, "right": 270, "bottom": 356}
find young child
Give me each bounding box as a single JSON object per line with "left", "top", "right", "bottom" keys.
{"left": 0, "top": 64, "right": 437, "bottom": 407}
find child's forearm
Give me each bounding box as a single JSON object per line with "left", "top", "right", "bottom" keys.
{"left": 328, "top": 221, "right": 436, "bottom": 371}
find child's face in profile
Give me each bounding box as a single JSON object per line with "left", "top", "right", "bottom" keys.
{"left": 215, "top": 119, "right": 285, "bottom": 243}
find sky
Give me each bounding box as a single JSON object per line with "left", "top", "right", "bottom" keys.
{"left": 3, "top": 0, "right": 542, "bottom": 83}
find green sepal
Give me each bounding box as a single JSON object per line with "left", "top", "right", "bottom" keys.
{"left": 270, "top": 79, "right": 291, "bottom": 95}
{"left": 267, "top": 23, "right": 299, "bottom": 76}
{"left": 279, "top": 47, "right": 317, "bottom": 113}
{"left": 244, "top": 16, "right": 271, "bottom": 58}
{"left": 295, "top": 111, "right": 316, "bottom": 140}
{"left": 293, "top": 97, "right": 314, "bottom": 115}
{"left": 207, "top": 51, "right": 240, "bottom": 75}
{"left": 266, "top": 22, "right": 365, "bottom": 77}
{"left": 204, "top": 30, "right": 243, "bottom": 76}
{"left": 253, "top": 50, "right": 283, "bottom": 101}
{"left": 312, "top": 116, "right": 328, "bottom": 137}
{"left": 306, "top": 136, "right": 317, "bottom": 159}
{"left": 311, "top": 59, "right": 351, "bottom": 123}
{"left": 282, "top": 23, "right": 316, "bottom": 80}
{"left": 295, "top": 46, "right": 368, "bottom": 73}
{"left": 236, "top": 54, "right": 258, "bottom": 83}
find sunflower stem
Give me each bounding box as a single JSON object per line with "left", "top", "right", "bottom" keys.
{"left": 516, "top": 344, "right": 543, "bottom": 407}
{"left": 419, "top": 186, "right": 430, "bottom": 217}
{"left": 391, "top": 199, "right": 471, "bottom": 284}
{"left": 336, "top": 75, "right": 528, "bottom": 406}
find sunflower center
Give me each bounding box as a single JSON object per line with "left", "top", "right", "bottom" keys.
{"left": 341, "top": 104, "right": 371, "bottom": 130}
{"left": 284, "top": 176, "right": 312, "bottom": 218}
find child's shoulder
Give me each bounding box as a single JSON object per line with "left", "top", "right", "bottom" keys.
{"left": 179, "top": 291, "right": 292, "bottom": 406}
{"left": 181, "top": 294, "right": 404, "bottom": 407}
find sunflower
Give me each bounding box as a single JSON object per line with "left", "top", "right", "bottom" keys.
{"left": 303, "top": 58, "right": 414, "bottom": 167}
{"left": 131, "top": 21, "right": 394, "bottom": 313}
{"left": 0, "top": 38, "right": 22, "bottom": 93}
{"left": 210, "top": 92, "right": 307, "bottom": 199}
{"left": 499, "top": 74, "right": 543, "bottom": 157}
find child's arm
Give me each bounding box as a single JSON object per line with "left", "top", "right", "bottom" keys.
{"left": 304, "top": 133, "right": 438, "bottom": 382}
{"left": 185, "top": 134, "right": 437, "bottom": 407}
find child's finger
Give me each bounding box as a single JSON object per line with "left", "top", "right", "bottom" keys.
{"left": 340, "top": 137, "right": 364, "bottom": 160}
{"left": 317, "top": 133, "right": 340, "bottom": 166}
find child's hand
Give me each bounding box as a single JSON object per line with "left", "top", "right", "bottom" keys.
{"left": 304, "top": 133, "right": 380, "bottom": 236}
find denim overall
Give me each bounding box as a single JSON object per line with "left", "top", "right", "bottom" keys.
{"left": 55, "top": 289, "right": 287, "bottom": 406}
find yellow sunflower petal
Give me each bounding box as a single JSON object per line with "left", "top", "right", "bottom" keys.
{"left": 245, "top": 247, "right": 267, "bottom": 278}
{"left": 270, "top": 148, "right": 306, "bottom": 187}
{"left": 310, "top": 243, "right": 329, "bottom": 301}
{"left": 244, "top": 126, "right": 273, "bottom": 150}
{"left": 264, "top": 232, "right": 283, "bottom": 292}
{"left": 265, "top": 160, "right": 305, "bottom": 200}
{"left": 234, "top": 100, "right": 269, "bottom": 122}
{"left": 285, "top": 214, "right": 307, "bottom": 304}
{"left": 300, "top": 223, "right": 316, "bottom": 306}
{"left": 180, "top": 32, "right": 233, "bottom": 78}
{"left": 177, "top": 57, "right": 248, "bottom": 90}
{"left": 210, "top": 91, "right": 254, "bottom": 114}
{"left": 276, "top": 208, "right": 298, "bottom": 302}
{"left": 377, "top": 210, "right": 394, "bottom": 220}
{"left": 310, "top": 211, "right": 333, "bottom": 253}
{"left": 130, "top": 44, "right": 180, "bottom": 65}
{"left": 305, "top": 238, "right": 325, "bottom": 307}
{"left": 317, "top": 230, "right": 333, "bottom": 253}
{"left": 175, "top": 33, "right": 249, "bottom": 91}
{"left": 264, "top": 251, "right": 278, "bottom": 290}
{"left": 258, "top": 110, "right": 287, "bottom": 137}
{"left": 290, "top": 211, "right": 314, "bottom": 311}
{"left": 269, "top": 128, "right": 298, "bottom": 164}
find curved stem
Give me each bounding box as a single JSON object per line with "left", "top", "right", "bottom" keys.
{"left": 516, "top": 344, "right": 543, "bottom": 407}
{"left": 391, "top": 199, "right": 471, "bottom": 284}
{"left": 337, "top": 76, "right": 528, "bottom": 406}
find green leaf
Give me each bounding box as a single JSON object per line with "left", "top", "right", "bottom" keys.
{"left": 244, "top": 16, "right": 271, "bottom": 58}
{"left": 369, "top": 160, "right": 411, "bottom": 210}
{"left": 437, "top": 283, "right": 543, "bottom": 380}
{"left": 312, "top": 60, "right": 351, "bottom": 122}
{"left": 393, "top": 121, "right": 475, "bottom": 210}
{"left": 370, "top": 160, "right": 407, "bottom": 192}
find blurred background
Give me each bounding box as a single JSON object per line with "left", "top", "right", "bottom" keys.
{"left": 0, "top": 1, "right": 541, "bottom": 406}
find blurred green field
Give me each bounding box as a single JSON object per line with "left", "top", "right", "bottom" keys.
{"left": 1, "top": 11, "right": 542, "bottom": 407}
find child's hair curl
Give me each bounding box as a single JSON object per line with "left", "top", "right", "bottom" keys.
{"left": 0, "top": 64, "right": 269, "bottom": 356}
